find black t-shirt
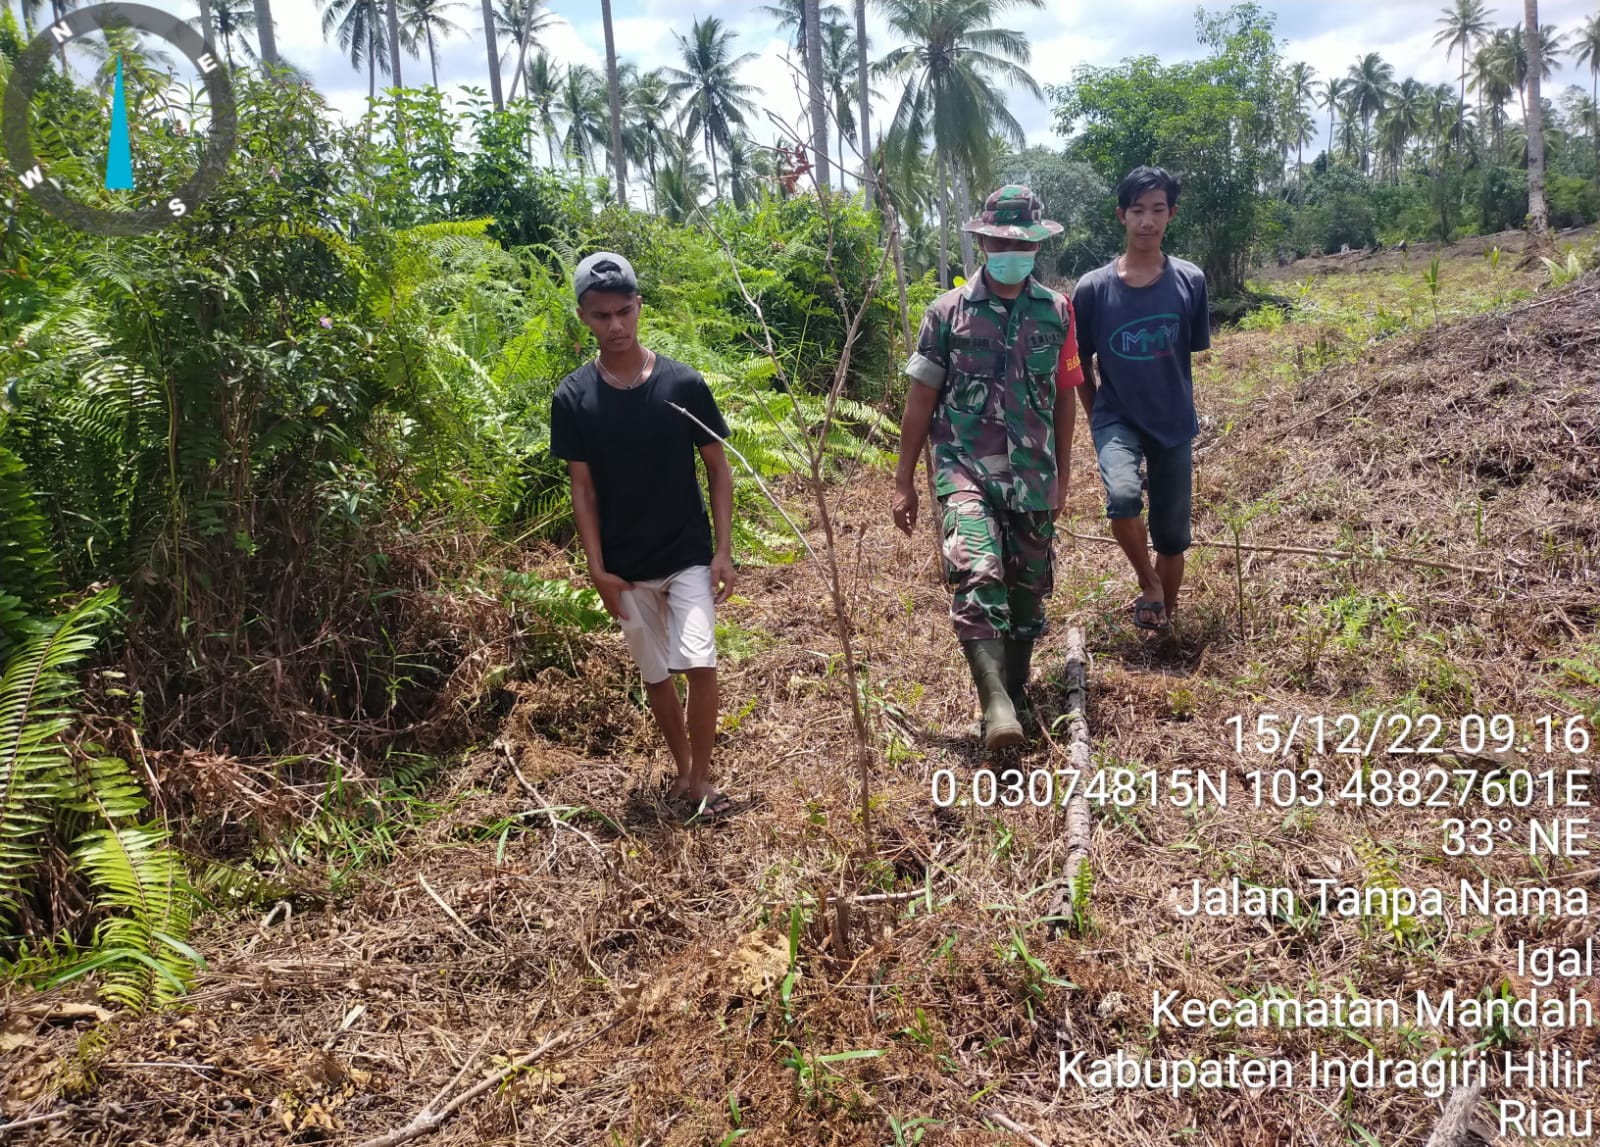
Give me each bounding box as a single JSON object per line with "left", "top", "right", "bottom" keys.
{"left": 549, "top": 354, "right": 731, "bottom": 582}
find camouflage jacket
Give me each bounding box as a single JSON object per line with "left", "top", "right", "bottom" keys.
{"left": 905, "top": 272, "right": 1082, "bottom": 512}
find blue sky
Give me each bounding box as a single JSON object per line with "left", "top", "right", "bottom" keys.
{"left": 246, "top": 0, "right": 1599, "bottom": 161}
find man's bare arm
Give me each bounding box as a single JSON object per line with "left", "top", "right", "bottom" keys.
{"left": 895, "top": 384, "right": 938, "bottom": 484}
{"left": 568, "top": 460, "right": 631, "bottom": 618}
{"left": 569, "top": 461, "right": 605, "bottom": 572}
{"left": 893, "top": 382, "right": 940, "bottom": 535}
{"left": 700, "top": 441, "right": 736, "bottom": 602}
{"left": 1077, "top": 355, "right": 1097, "bottom": 421}
{"left": 700, "top": 442, "right": 734, "bottom": 557}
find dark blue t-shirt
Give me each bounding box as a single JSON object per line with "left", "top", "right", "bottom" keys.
{"left": 1071, "top": 256, "right": 1211, "bottom": 448}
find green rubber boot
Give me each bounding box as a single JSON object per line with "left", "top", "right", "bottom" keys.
{"left": 1005, "top": 637, "right": 1036, "bottom": 731}
{"left": 962, "top": 639, "right": 1024, "bottom": 750}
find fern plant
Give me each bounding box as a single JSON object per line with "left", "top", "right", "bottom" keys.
{"left": 0, "top": 589, "right": 201, "bottom": 1010}
{"left": 0, "top": 445, "right": 62, "bottom": 657}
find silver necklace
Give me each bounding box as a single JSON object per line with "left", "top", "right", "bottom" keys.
{"left": 597, "top": 349, "right": 652, "bottom": 390}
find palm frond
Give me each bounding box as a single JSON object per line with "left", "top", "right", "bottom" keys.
{"left": 0, "top": 590, "right": 119, "bottom": 928}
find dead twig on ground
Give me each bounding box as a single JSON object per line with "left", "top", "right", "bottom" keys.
{"left": 985, "top": 1109, "right": 1053, "bottom": 1147}
{"left": 417, "top": 874, "right": 483, "bottom": 948}
{"left": 0, "top": 1109, "right": 77, "bottom": 1136}
{"left": 1060, "top": 529, "right": 1500, "bottom": 577}
{"left": 352, "top": 1021, "right": 618, "bottom": 1147}
{"left": 1423, "top": 1081, "right": 1490, "bottom": 1147}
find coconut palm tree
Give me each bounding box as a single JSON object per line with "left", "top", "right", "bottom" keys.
{"left": 1284, "top": 61, "right": 1316, "bottom": 190}
{"left": 1345, "top": 52, "right": 1395, "bottom": 172}
{"left": 655, "top": 136, "right": 711, "bottom": 223}
{"left": 80, "top": 25, "right": 175, "bottom": 108}
{"left": 385, "top": 0, "right": 401, "bottom": 87}
{"left": 758, "top": 0, "right": 845, "bottom": 53}
{"left": 560, "top": 63, "right": 609, "bottom": 178}
{"left": 400, "top": 0, "right": 464, "bottom": 88}
{"left": 479, "top": 0, "right": 502, "bottom": 109}
{"left": 254, "top": 0, "right": 277, "bottom": 70}
{"left": 724, "top": 132, "right": 764, "bottom": 209}
{"left": 1434, "top": 0, "right": 1491, "bottom": 111}
{"left": 1318, "top": 75, "right": 1349, "bottom": 164}
{"left": 665, "top": 16, "right": 761, "bottom": 193}
{"left": 625, "top": 68, "right": 675, "bottom": 205}
{"left": 1378, "top": 77, "right": 1427, "bottom": 182}
{"left": 319, "top": 0, "right": 391, "bottom": 100}
{"left": 524, "top": 51, "right": 562, "bottom": 166}
{"left": 494, "top": 0, "right": 552, "bottom": 102}
{"left": 1525, "top": 0, "right": 1547, "bottom": 235}
{"left": 875, "top": 0, "right": 1046, "bottom": 286}
{"left": 600, "top": 0, "right": 626, "bottom": 203}
{"left": 822, "top": 18, "right": 862, "bottom": 191}
{"left": 195, "top": 0, "right": 258, "bottom": 67}
{"left": 1472, "top": 36, "right": 1514, "bottom": 156}
{"left": 802, "top": 0, "right": 831, "bottom": 189}
{"left": 1337, "top": 108, "right": 1366, "bottom": 167}
{"left": 853, "top": 0, "right": 874, "bottom": 207}
{"left": 1496, "top": 21, "right": 1565, "bottom": 122}
{"left": 1569, "top": 12, "right": 1600, "bottom": 186}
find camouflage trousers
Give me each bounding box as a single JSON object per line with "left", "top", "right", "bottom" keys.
{"left": 938, "top": 490, "right": 1056, "bottom": 642}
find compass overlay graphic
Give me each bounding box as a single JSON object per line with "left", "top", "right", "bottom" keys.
{"left": 2, "top": 3, "right": 237, "bottom": 237}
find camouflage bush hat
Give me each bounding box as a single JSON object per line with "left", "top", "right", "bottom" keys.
{"left": 962, "top": 184, "right": 1063, "bottom": 241}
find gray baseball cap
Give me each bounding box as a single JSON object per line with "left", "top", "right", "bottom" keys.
{"left": 574, "top": 251, "right": 638, "bottom": 300}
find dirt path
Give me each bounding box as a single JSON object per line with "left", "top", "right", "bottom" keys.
{"left": 4, "top": 276, "right": 1598, "bottom": 1146}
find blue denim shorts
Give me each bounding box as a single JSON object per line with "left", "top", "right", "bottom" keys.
{"left": 1091, "top": 420, "right": 1193, "bottom": 555}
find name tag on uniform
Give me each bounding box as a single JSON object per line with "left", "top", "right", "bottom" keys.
{"left": 951, "top": 335, "right": 995, "bottom": 351}
{"left": 1024, "top": 330, "right": 1062, "bottom": 352}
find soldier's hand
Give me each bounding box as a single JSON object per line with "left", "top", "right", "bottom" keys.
{"left": 893, "top": 479, "right": 918, "bottom": 536}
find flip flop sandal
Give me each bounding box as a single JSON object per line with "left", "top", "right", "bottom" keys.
{"left": 1132, "top": 597, "right": 1169, "bottom": 631}
{"left": 682, "top": 791, "right": 740, "bottom": 826}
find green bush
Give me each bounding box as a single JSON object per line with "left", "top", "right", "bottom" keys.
{"left": 1546, "top": 174, "right": 1600, "bottom": 230}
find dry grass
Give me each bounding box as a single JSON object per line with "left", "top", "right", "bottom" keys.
{"left": 3, "top": 265, "right": 1599, "bottom": 1147}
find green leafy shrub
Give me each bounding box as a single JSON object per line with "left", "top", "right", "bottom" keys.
{"left": 0, "top": 590, "right": 200, "bottom": 1010}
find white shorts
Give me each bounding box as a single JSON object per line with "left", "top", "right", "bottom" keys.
{"left": 616, "top": 565, "right": 717, "bottom": 685}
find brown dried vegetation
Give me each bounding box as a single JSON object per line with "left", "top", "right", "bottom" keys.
{"left": 3, "top": 270, "right": 1599, "bottom": 1146}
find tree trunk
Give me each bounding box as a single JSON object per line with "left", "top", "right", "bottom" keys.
{"left": 803, "top": 0, "right": 830, "bottom": 192}
{"left": 854, "top": 0, "right": 873, "bottom": 209}
{"left": 954, "top": 163, "right": 975, "bottom": 277}
{"left": 1525, "top": 0, "right": 1547, "bottom": 236}
{"left": 708, "top": 132, "right": 721, "bottom": 199}
{"left": 480, "top": 0, "right": 502, "bottom": 110}
{"left": 506, "top": 29, "right": 528, "bottom": 100}
{"left": 387, "top": 0, "right": 401, "bottom": 88}
{"left": 196, "top": 0, "right": 216, "bottom": 55}
{"left": 838, "top": 120, "right": 846, "bottom": 193}
{"left": 601, "top": 0, "right": 626, "bottom": 205}
{"left": 253, "top": 0, "right": 277, "bottom": 72}
{"left": 936, "top": 151, "right": 950, "bottom": 288}
{"left": 427, "top": 27, "right": 438, "bottom": 88}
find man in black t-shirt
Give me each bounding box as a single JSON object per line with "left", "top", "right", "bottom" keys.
{"left": 550, "top": 252, "right": 738, "bottom": 823}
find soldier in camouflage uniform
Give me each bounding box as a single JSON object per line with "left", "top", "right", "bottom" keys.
{"left": 893, "top": 185, "right": 1085, "bottom": 750}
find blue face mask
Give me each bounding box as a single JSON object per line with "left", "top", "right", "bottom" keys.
{"left": 985, "top": 251, "right": 1035, "bottom": 285}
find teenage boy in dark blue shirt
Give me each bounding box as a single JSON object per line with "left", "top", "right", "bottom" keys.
{"left": 1071, "top": 166, "right": 1210, "bottom": 631}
